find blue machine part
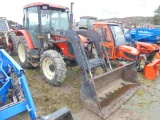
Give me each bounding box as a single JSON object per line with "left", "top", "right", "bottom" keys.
{"left": 0, "top": 49, "right": 73, "bottom": 120}
{"left": 0, "top": 49, "right": 37, "bottom": 119}
{"left": 125, "top": 28, "right": 160, "bottom": 44}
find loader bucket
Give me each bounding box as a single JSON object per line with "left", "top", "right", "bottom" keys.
{"left": 81, "top": 62, "right": 141, "bottom": 119}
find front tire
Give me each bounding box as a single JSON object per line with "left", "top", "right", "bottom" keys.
{"left": 40, "top": 50, "right": 67, "bottom": 86}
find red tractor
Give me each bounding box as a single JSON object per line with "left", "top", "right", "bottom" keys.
{"left": 12, "top": 3, "right": 141, "bottom": 119}
{"left": 14, "top": 2, "right": 90, "bottom": 86}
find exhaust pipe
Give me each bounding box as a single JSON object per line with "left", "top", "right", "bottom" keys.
{"left": 70, "top": 2, "right": 74, "bottom": 30}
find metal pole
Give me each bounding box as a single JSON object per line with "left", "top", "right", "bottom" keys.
{"left": 70, "top": 2, "right": 74, "bottom": 30}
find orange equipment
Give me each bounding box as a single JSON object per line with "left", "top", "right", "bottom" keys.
{"left": 92, "top": 22, "right": 160, "bottom": 80}
{"left": 93, "top": 22, "right": 139, "bottom": 62}
{"left": 136, "top": 42, "right": 160, "bottom": 59}
{"left": 144, "top": 59, "right": 160, "bottom": 80}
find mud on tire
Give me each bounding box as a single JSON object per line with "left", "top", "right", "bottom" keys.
{"left": 40, "top": 50, "right": 67, "bottom": 86}
{"left": 17, "top": 36, "right": 35, "bottom": 68}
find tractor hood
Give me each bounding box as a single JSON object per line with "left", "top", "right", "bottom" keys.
{"left": 117, "top": 45, "right": 139, "bottom": 60}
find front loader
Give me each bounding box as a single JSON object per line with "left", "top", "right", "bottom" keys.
{"left": 0, "top": 49, "right": 73, "bottom": 120}
{"left": 67, "top": 30, "right": 141, "bottom": 119}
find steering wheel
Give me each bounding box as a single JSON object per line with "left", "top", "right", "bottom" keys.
{"left": 43, "top": 28, "right": 55, "bottom": 34}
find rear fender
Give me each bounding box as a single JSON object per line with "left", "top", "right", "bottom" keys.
{"left": 15, "top": 30, "right": 35, "bottom": 49}
{"left": 136, "top": 42, "right": 157, "bottom": 54}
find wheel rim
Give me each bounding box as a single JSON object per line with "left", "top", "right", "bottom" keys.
{"left": 42, "top": 57, "right": 56, "bottom": 80}
{"left": 18, "top": 43, "right": 26, "bottom": 63}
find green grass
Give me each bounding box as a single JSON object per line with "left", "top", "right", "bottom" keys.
{"left": 137, "top": 90, "right": 146, "bottom": 96}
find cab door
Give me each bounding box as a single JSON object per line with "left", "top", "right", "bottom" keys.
{"left": 24, "top": 7, "right": 41, "bottom": 48}
{"left": 94, "top": 26, "right": 115, "bottom": 59}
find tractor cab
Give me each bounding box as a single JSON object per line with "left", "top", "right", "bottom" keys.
{"left": 93, "top": 22, "right": 139, "bottom": 61}
{"left": 79, "top": 16, "right": 97, "bottom": 30}
{"left": 23, "top": 2, "right": 70, "bottom": 48}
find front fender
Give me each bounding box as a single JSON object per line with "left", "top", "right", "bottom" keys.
{"left": 15, "top": 30, "right": 35, "bottom": 49}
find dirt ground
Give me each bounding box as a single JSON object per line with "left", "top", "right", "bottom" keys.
{"left": 9, "top": 57, "right": 160, "bottom": 120}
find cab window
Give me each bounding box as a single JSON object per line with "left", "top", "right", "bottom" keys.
{"left": 95, "top": 27, "right": 111, "bottom": 42}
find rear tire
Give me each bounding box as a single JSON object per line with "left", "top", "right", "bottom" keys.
{"left": 17, "top": 36, "right": 35, "bottom": 68}
{"left": 9, "top": 32, "right": 17, "bottom": 56}
{"left": 40, "top": 50, "right": 67, "bottom": 86}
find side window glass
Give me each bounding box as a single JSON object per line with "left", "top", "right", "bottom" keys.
{"left": 102, "top": 28, "right": 111, "bottom": 42}
{"left": 95, "top": 28, "right": 102, "bottom": 36}
{"left": 28, "top": 7, "right": 38, "bottom": 28}
{"left": 96, "top": 27, "right": 111, "bottom": 42}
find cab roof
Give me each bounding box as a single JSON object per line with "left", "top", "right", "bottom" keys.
{"left": 94, "top": 22, "right": 119, "bottom": 26}
{"left": 24, "top": 2, "right": 68, "bottom": 10}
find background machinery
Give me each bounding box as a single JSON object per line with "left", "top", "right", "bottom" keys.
{"left": 92, "top": 22, "right": 160, "bottom": 80}
{"left": 79, "top": 16, "right": 98, "bottom": 30}
{"left": 0, "top": 17, "right": 17, "bottom": 55}
{"left": 125, "top": 28, "right": 160, "bottom": 45}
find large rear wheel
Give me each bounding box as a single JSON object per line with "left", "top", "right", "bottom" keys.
{"left": 40, "top": 50, "right": 67, "bottom": 86}
{"left": 9, "top": 32, "right": 18, "bottom": 56}
{"left": 17, "top": 36, "right": 35, "bottom": 68}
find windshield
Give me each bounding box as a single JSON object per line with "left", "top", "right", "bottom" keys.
{"left": 80, "top": 18, "right": 96, "bottom": 26}
{"left": 89, "top": 19, "right": 96, "bottom": 25}
{"left": 41, "top": 9, "right": 69, "bottom": 31}
{"left": 109, "top": 25, "right": 126, "bottom": 46}
{"left": 0, "top": 20, "right": 8, "bottom": 31}
{"left": 79, "top": 18, "right": 87, "bottom": 26}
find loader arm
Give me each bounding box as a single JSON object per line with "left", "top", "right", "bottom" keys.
{"left": 67, "top": 30, "right": 141, "bottom": 119}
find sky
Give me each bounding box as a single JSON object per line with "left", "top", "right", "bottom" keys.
{"left": 1, "top": 0, "right": 159, "bottom": 24}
